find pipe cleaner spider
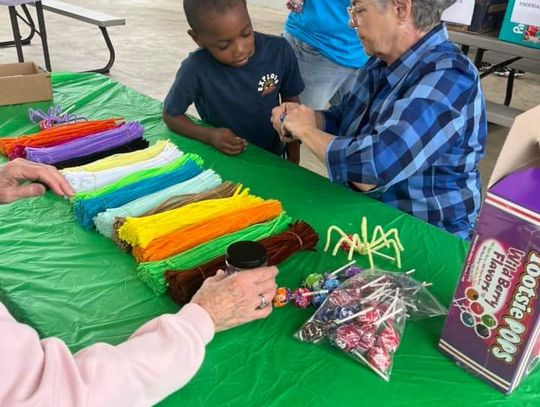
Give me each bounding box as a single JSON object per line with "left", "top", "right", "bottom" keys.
{"left": 324, "top": 217, "right": 404, "bottom": 269}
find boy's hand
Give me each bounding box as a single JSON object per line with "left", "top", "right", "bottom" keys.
{"left": 209, "top": 128, "right": 246, "bottom": 156}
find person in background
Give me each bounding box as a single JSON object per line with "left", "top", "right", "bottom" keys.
{"left": 283, "top": 0, "right": 369, "bottom": 109}
{"left": 163, "top": 0, "right": 305, "bottom": 163}
{"left": 272, "top": 0, "right": 487, "bottom": 239}
{"left": 0, "top": 158, "right": 278, "bottom": 406}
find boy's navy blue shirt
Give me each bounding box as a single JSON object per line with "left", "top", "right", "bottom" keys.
{"left": 164, "top": 32, "right": 305, "bottom": 156}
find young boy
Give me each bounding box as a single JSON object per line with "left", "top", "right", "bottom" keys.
{"left": 163, "top": 0, "right": 305, "bottom": 163}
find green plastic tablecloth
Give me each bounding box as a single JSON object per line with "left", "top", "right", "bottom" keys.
{"left": 0, "top": 73, "right": 537, "bottom": 406}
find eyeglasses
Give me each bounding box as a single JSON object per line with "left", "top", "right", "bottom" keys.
{"left": 347, "top": 5, "right": 362, "bottom": 28}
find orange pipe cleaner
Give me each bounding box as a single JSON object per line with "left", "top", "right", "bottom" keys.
{"left": 0, "top": 119, "right": 123, "bottom": 157}
{"left": 132, "top": 200, "right": 283, "bottom": 263}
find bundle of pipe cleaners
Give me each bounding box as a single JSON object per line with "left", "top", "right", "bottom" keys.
{"left": 166, "top": 220, "right": 319, "bottom": 304}
{"left": 63, "top": 140, "right": 183, "bottom": 193}
{"left": 0, "top": 119, "right": 122, "bottom": 158}
{"left": 141, "top": 181, "right": 238, "bottom": 217}
{"left": 110, "top": 181, "right": 238, "bottom": 251}
{"left": 118, "top": 186, "right": 262, "bottom": 249}
{"left": 137, "top": 213, "right": 293, "bottom": 295}
{"left": 132, "top": 199, "right": 283, "bottom": 262}
{"left": 95, "top": 171, "right": 223, "bottom": 239}
{"left": 25, "top": 122, "right": 145, "bottom": 167}
{"left": 62, "top": 139, "right": 175, "bottom": 173}
{"left": 73, "top": 155, "right": 204, "bottom": 229}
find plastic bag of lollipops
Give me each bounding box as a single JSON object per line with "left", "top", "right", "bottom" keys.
{"left": 293, "top": 269, "right": 447, "bottom": 381}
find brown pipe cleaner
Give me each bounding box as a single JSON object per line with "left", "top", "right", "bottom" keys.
{"left": 165, "top": 220, "right": 319, "bottom": 305}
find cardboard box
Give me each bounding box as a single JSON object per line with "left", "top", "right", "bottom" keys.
{"left": 0, "top": 62, "right": 52, "bottom": 107}
{"left": 446, "top": 0, "right": 508, "bottom": 34}
{"left": 439, "top": 105, "right": 540, "bottom": 395}
{"left": 499, "top": 0, "right": 540, "bottom": 49}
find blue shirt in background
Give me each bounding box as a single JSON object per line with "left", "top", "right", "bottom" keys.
{"left": 323, "top": 24, "right": 487, "bottom": 239}
{"left": 285, "top": 0, "right": 368, "bottom": 69}
{"left": 164, "top": 32, "right": 305, "bottom": 156}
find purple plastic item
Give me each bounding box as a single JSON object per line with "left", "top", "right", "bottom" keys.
{"left": 24, "top": 122, "right": 144, "bottom": 165}
{"left": 439, "top": 167, "right": 540, "bottom": 394}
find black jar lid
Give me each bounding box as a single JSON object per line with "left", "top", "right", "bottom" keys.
{"left": 226, "top": 241, "right": 267, "bottom": 269}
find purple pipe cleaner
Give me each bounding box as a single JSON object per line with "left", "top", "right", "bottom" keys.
{"left": 28, "top": 105, "right": 87, "bottom": 130}
{"left": 24, "top": 122, "right": 144, "bottom": 165}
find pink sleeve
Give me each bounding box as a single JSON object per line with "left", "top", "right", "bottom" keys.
{"left": 0, "top": 302, "right": 214, "bottom": 407}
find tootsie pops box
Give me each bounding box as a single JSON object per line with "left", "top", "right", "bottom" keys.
{"left": 439, "top": 105, "right": 540, "bottom": 395}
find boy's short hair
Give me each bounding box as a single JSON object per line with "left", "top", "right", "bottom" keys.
{"left": 183, "top": 0, "right": 247, "bottom": 32}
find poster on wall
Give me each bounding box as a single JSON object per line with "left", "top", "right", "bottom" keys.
{"left": 511, "top": 0, "right": 540, "bottom": 27}
{"left": 441, "top": 0, "right": 475, "bottom": 26}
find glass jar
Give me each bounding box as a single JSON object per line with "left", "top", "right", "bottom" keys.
{"left": 225, "top": 241, "right": 268, "bottom": 275}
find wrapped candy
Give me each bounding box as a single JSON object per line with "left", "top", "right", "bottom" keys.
{"left": 333, "top": 325, "right": 364, "bottom": 352}
{"left": 303, "top": 273, "right": 324, "bottom": 290}
{"left": 311, "top": 294, "right": 326, "bottom": 308}
{"left": 343, "top": 265, "right": 363, "bottom": 278}
{"left": 273, "top": 287, "right": 291, "bottom": 308}
{"left": 273, "top": 261, "right": 361, "bottom": 309}
{"left": 292, "top": 288, "right": 312, "bottom": 308}
{"left": 323, "top": 277, "right": 340, "bottom": 292}
{"left": 294, "top": 268, "right": 445, "bottom": 381}
{"left": 296, "top": 321, "right": 327, "bottom": 344}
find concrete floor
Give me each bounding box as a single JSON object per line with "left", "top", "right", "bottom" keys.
{"left": 1, "top": 0, "right": 539, "bottom": 191}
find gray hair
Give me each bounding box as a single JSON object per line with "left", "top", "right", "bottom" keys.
{"left": 372, "top": 0, "right": 457, "bottom": 31}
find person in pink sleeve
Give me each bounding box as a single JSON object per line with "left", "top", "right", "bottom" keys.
{"left": 0, "top": 158, "right": 278, "bottom": 407}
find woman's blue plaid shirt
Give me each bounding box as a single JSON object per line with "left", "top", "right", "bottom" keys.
{"left": 323, "top": 24, "right": 487, "bottom": 239}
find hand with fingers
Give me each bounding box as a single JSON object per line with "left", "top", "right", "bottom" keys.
{"left": 190, "top": 266, "right": 279, "bottom": 332}
{"left": 209, "top": 128, "right": 247, "bottom": 156}
{"left": 0, "top": 158, "right": 75, "bottom": 204}
{"left": 270, "top": 102, "right": 307, "bottom": 142}
{"left": 272, "top": 103, "right": 317, "bottom": 143}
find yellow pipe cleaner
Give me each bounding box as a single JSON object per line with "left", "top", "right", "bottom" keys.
{"left": 118, "top": 185, "right": 261, "bottom": 248}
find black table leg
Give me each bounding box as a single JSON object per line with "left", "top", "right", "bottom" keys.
{"left": 473, "top": 48, "right": 485, "bottom": 69}
{"left": 504, "top": 69, "right": 516, "bottom": 106}
{"left": 35, "top": 1, "right": 52, "bottom": 72}
{"left": 8, "top": 5, "right": 24, "bottom": 63}
{"left": 84, "top": 26, "right": 116, "bottom": 74}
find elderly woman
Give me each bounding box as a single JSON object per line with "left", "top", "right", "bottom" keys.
{"left": 272, "top": 0, "right": 487, "bottom": 239}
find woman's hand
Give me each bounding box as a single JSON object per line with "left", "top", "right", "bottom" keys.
{"left": 190, "top": 267, "right": 278, "bottom": 332}
{"left": 0, "top": 158, "right": 74, "bottom": 204}
{"left": 271, "top": 103, "right": 317, "bottom": 142}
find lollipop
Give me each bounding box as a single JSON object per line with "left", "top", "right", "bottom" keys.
{"left": 332, "top": 325, "right": 363, "bottom": 352}
{"left": 303, "top": 273, "right": 324, "bottom": 290}
{"left": 297, "top": 321, "right": 327, "bottom": 343}
{"left": 379, "top": 326, "right": 400, "bottom": 352}
{"left": 311, "top": 294, "right": 327, "bottom": 308}
{"left": 292, "top": 288, "right": 312, "bottom": 308}
{"left": 323, "top": 278, "right": 340, "bottom": 292}
{"left": 273, "top": 287, "right": 291, "bottom": 307}
{"left": 343, "top": 265, "right": 363, "bottom": 278}
{"left": 367, "top": 344, "right": 391, "bottom": 373}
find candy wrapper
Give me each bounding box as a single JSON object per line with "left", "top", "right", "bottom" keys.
{"left": 294, "top": 269, "right": 447, "bottom": 381}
